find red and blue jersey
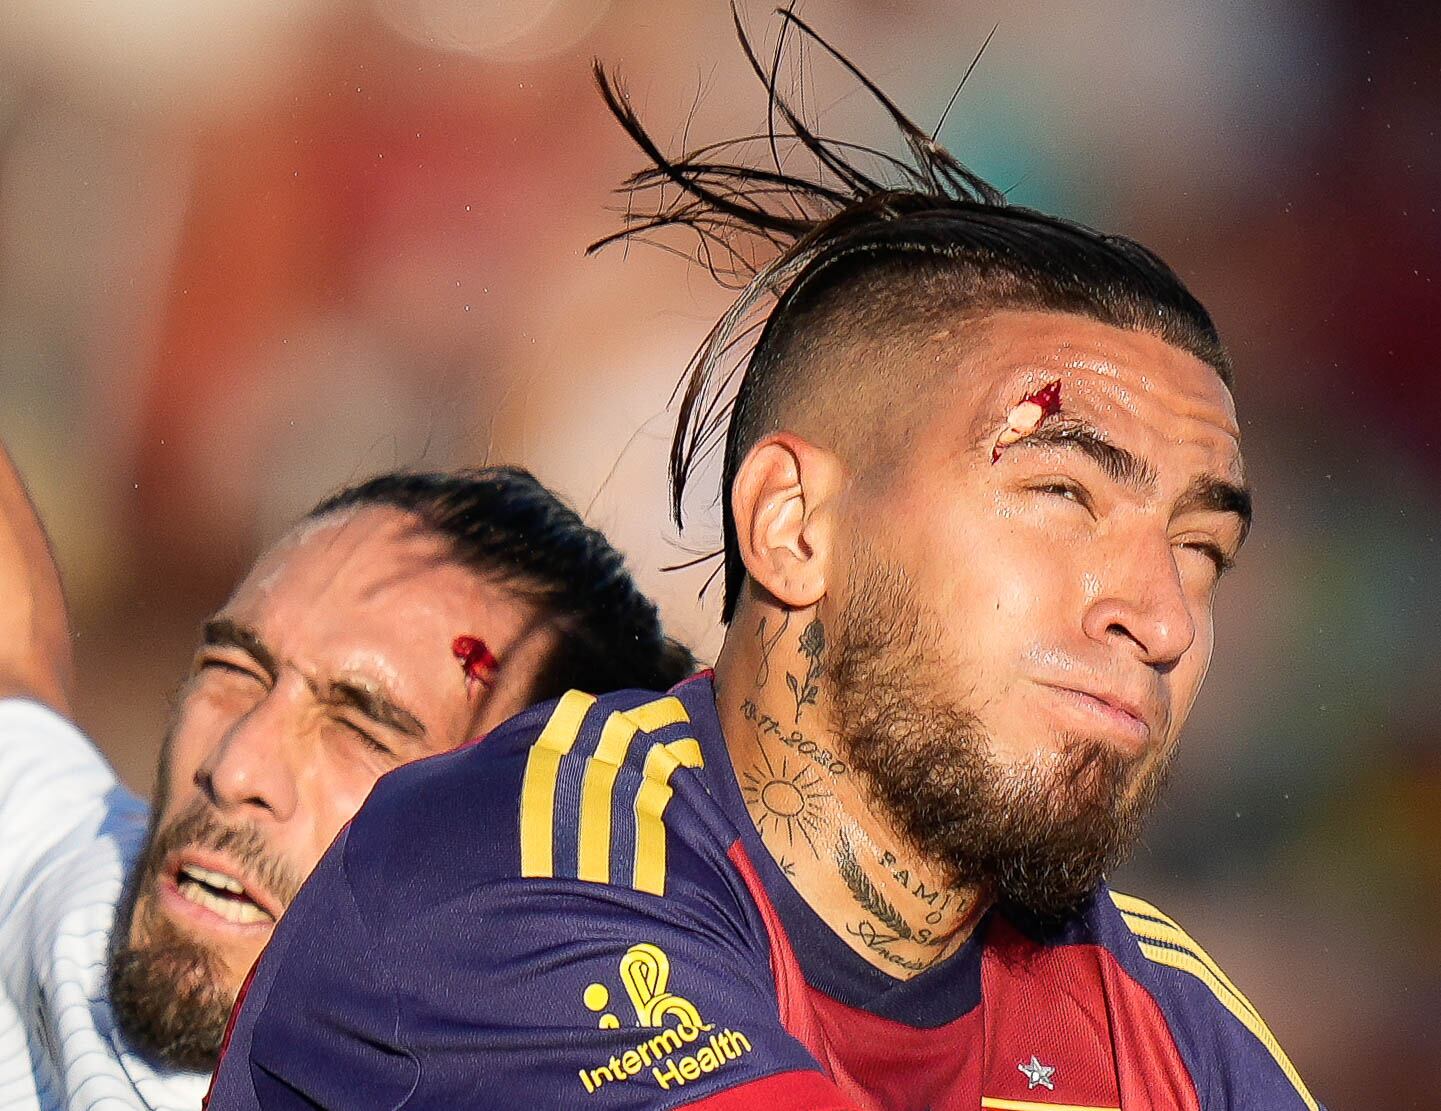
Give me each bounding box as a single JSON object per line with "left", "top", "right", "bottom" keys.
{"left": 207, "top": 675, "right": 1322, "bottom": 1110}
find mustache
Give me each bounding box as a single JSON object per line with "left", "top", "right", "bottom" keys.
{"left": 139, "top": 799, "right": 305, "bottom": 911}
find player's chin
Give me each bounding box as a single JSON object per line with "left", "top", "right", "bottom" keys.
{"left": 109, "top": 903, "right": 241, "bottom": 1073}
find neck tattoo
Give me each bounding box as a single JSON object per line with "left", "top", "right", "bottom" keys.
{"left": 725, "top": 611, "right": 979, "bottom": 978}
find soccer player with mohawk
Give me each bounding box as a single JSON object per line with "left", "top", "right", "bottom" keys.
{"left": 210, "top": 10, "right": 1323, "bottom": 1109}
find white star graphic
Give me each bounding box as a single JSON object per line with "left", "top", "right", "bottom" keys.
{"left": 1018, "top": 1055, "right": 1056, "bottom": 1091}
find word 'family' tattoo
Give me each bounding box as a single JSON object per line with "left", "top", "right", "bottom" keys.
{"left": 879, "top": 848, "right": 964, "bottom": 926}
{"left": 844, "top": 920, "right": 935, "bottom": 973}
{"left": 755, "top": 612, "right": 789, "bottom": 688}
{"left": 741, "top": 699, "right": 847, "bottom": 776}
{"left": 786, "top": 618, "right": 825, "bottom": 722}
{"left": 740, "top": 745, "right": 830, "bottom": 859}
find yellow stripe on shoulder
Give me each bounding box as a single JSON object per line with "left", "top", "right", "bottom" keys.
{"left": 1111, "top": 891, "right": 1259, "bottom": 1024}
{"left": 575, "top": 697, "right": 689, "bottom": 883}
{"left": 621, "top": 695, "right": 690, "bottom": 734}
{"left": 632, "top": 737, "right": 704, "bottom": 896}
{"left": 981, "top": 1099, "right": 1118, "bottom": 1111}
{"left": 1112, "top": 891, "right": 1318, "bottom": 1111}
{"left": 519, "top": 690, "right": 596, "bottom": 879}
{"left": 520, "top": 693, "right": 697, "bottom": 892}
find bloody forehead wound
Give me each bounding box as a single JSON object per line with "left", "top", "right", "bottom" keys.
{"left": 452, "top": 635, "right": 498, "bottom": 686}
{"left": 991, "top": 380, "right": 1063, "bottom": 463}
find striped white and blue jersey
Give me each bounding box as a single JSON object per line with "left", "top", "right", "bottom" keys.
{"left": 0, "top": 699, "right": 208, "bottom": 1110}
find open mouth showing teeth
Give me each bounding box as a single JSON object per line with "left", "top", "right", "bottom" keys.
{"left": 175, "top": 863, "right": 275, "bottom": 926}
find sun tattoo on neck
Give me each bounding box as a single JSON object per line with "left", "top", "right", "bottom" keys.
{"left": 741, "top": 745, "right": 829, "bottom": 859}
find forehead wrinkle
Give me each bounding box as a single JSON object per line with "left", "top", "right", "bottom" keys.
{"left": 240, "top": 507, "right": 370, "bottom": 600}
{"left": 293, "top": 517, "right": 456, "bottom": 612}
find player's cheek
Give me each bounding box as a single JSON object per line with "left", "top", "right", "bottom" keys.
{"left": 163, "top": 699, "right": 226, "bottom": 798}
{"left": 299, "top": 747, "right": 379, "bottom": 862}
{"left": 985, "top": 533, "right": 1073, "bottom": 635}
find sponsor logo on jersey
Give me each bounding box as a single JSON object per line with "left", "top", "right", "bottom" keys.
{"left": 577, "top": 942, "right": 753, "bottom": 1094}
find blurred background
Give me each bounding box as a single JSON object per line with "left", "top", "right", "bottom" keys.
{"left": 0, "top": 0, "right": 1435, "bottom": 1101}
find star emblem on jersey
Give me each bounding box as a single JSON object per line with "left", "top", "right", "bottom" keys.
{"left": 1018, "top": 1055, "right": 1056, "bottom": 1090}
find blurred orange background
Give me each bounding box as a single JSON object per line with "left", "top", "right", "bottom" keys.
{"left": 1, "top": 1, "right": 1436, "bottom": 1103}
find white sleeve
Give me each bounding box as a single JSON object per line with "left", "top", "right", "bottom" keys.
{"left": 0, "top": 698, "right": 134, "bottom": 916}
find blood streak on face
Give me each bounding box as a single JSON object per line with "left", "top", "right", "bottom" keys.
{"left": 991, "top": 379, "right": 1063, "bottom": 462}
{"left": 452, "top": 635, "right": 498, "bottom": 687}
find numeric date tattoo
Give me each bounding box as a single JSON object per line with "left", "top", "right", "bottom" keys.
{"left": 741, "top": 698, "right": 847, "bottom": 775}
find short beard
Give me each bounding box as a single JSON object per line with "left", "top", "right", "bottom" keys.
{"left": 827, "top": 553, "right": 1171, "bottom": 922}
{"left": 109, "top": 785, "right": 301, "bottom": 1073}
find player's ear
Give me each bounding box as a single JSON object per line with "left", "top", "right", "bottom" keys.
{"left": 730, "top": 432, "right": 843, "bottom": 609}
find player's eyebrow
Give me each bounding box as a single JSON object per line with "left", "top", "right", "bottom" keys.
{"left": 1009, "top": 418, "right": 1159, "bottom": 492}
{"left": 205, "top": 616, "right": 427, "bottom": 739}
{"left": 1176, "top": 474, "right": 1253, "bottom": 544}
{"left": 312, "top": 678, "right": 427, "bottom": 740}
{"left": 201, "top": 618, "right": 279, "bottom": 682}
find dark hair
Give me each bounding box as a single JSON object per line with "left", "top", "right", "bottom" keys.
{"left": 307, "top": 467, "right": 695, "bottom": 699}
{"left": 591, "top": 6, "right": 1232, "bottom": 621}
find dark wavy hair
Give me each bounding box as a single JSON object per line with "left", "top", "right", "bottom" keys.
{"left": 308, "top": 467, "right": 694, "bottom": 697}
{"left": 591, "top": 5, "right": 1231, "bottom": 621}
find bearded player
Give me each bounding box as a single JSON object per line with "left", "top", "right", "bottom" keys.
{"left": 209, "top": 13, "right": 1322, "bottom": 1110}
{"left": 0, "top": 446, "right": 691, "bottom": 1110}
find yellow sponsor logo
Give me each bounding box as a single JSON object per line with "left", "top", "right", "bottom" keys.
{"left": 577, "top": 943, "right": 753, "bottom": 1094}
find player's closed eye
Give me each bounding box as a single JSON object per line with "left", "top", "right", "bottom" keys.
{"left": 1031, "top": 479, "right": 1095, "bottom": 514}
{"left": 335, "top": 718, "right": 395, "bottom": 759}
{"left": 1177, "top": 539, "right": 1234, "bottom": 577}
{"left": 197, "top": 656, "right": 265, "bottom": 685}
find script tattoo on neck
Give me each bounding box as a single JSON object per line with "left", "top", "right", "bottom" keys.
{"left": 786, "top": 618, "right": 825, "bottom": 722}
{"left": 877, "top": 847, "right": 966, "bottom": 927}
{"left": 844, "top": 920, "right": 932, "bottom": 973}
{"left": 740, "top": 741, "right": 830, "bottom": 860}
{"left": 754, "top": 612, "right": 790, "bottom": 688}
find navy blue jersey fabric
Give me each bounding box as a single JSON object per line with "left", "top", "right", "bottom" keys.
{"left": 208, "top": 682, "right": 824, "bottom": 1109}
{"left": 206, "top": 676, "right": 1321, "bottom": 1110}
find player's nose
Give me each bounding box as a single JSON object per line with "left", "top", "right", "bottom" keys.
{"left": 194, "top": 689, "right": 300, "bottom": 821}
{"left": 1081, "top": 533, "right": 1196, "bottom": 669}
